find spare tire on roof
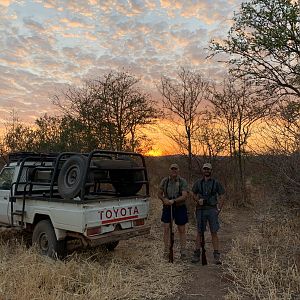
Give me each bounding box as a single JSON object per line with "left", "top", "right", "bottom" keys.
{"left": 58, "top": 155, "right": 92, "bottom": 199}
{"left": 109, "top": 157, "right": 144, "bottom": 196}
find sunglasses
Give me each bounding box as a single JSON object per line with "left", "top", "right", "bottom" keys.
{"left": 203, "top": 167, "right": 211, "bottom": 171}
{"left": 171, "top": 167, "right": 178, "bottom": 170}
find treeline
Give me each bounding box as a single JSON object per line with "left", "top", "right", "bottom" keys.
{"left": 3, "top": 71, "right": 158, "bottom": 154}
{"left": 1, "top": 0, "right": 300, "bottom": 204}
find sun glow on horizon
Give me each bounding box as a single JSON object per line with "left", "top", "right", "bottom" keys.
{"left": 145, "top": 148, "right": 164, "bottom": 156}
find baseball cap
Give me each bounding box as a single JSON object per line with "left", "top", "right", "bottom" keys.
{"left": 202, "top": 162, "right": 212, "bottom": 169}
{"left": 169, "top": 163, "right": 179, "bottom": 170}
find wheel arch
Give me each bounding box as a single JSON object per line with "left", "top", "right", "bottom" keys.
{"left": 33, "top": 213, "right": 51, "bottom": 226}
{"left": 32, "top": 214, "right": 66, "bottom": 240}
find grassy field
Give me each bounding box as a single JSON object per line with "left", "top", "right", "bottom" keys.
{"left": 0, "top": 156, "right": 299, "bottom": 299}
{"left": 224, "top": 205, "right": 300, "bottom": 299}
{"left": 0, "top": 199, "right": 186, "bottom": 300}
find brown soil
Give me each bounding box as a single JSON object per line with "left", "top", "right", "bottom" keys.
{"left": 164, "top": 208, "right": 255, "bottom": 300}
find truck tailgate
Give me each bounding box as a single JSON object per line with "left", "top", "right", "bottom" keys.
{"left": 83, "top": 197, "right": 150, "bottom": 232}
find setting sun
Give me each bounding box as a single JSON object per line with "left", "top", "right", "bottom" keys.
{"left": 145, "top": 149, "right": 163, "bottom": 156}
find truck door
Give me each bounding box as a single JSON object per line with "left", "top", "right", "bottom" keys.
{"left": 0, "top": 167, "right": 15, "bottom": 225}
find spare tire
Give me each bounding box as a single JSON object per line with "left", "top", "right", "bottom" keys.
{"left": 58, "top": 155, "right": 91, "bottom": 199}
{"left": 110, "top": 157, "right": 144, "bottom": 196}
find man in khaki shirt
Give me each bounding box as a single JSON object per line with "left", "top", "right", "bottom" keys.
{"left": 158, "top": 163, "right": 188, "bottom": 259}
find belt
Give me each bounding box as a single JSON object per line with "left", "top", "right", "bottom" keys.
{"left": 196, "top": 205, "right": 217, "bottom": 210}
{"left": 163, "top": 202, "right": 186, "bottom": 208}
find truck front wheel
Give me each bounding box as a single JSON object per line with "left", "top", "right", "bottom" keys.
{"left": 32, "top": 220, "right": 66, "bottom": 259}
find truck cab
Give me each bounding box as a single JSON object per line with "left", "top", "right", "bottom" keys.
{"left": 0, "top": 165, "right": 14, "bottom": 224}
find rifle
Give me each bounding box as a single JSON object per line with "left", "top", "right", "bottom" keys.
{"left": 169, "top": 205, "right": 174, "bottom": 263}
{"left": 200, "top": 210, "right": 207, "bottom": 265}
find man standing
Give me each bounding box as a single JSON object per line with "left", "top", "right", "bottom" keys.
{"left": 191, "top": 163, "right": 225, "bottom": 264}
{"left": 158, "top": 163, "right": 188, "bottom": 259}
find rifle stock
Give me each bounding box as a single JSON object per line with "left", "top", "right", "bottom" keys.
{"left": 169, "top": 205, "right": 174, "bottom": 263}
{"left": 200, "top": 209, "right": 207, "bottom": 265}
{"left": 201, "top": 230, "right": 207, "bottom": 265}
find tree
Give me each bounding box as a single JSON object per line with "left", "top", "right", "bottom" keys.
{"left": 54, "top": 70, "right": 158, "bottom": 152}
{"left": 259, "top": 97, "right": 300, "bottom": 199}
{"left": 209, "top": 76, "right": 271, "bottom": 204}
{"left": 210, "top": 0, "right": 300, "bottom": 97}
{"left": 33, "top": 114, "right": 65, "bottom": 152}
{"left": 2, "top": 71, "right": 158, "bottom": 155}
{"left": 158, "top": 67, "right": 209, "bottom": 180}
{"left": 91, "top": 71, "right": 158, "bottom": 151}
{"left": 53, "top": 83, "right": 107, "bottom": 151}
{"left": 32, "top": 114, "right": 88, "bottom": 152}
{"left": 3, "top": 111, "right": 35, "bottom": 153}
{"left": 194, "top": 112, "right": 228, "bottom": 160}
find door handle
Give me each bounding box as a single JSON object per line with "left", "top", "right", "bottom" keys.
{"left": 4, "top": 197, "right": 8, "bottom": 200}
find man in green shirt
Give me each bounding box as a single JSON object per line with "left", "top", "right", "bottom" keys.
{"left": 158, "top": 163, "right": 188, "bottom": 259}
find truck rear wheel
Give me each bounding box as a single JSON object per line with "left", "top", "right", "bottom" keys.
{"left": 58, "top": 155, "right": 91, "bottom": 199}
{"left": 104, "top": 241, "right": 119, "bottom": 251}
{"left": 32, "top": 220, "right": 66, "bottom": 259}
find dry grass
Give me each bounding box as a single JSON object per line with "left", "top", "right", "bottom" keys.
{"left": 0, "top": 200, "right": 185, "bottom": 300}
{"left": 224, "top": 205, "right": 300, "bottom": 300}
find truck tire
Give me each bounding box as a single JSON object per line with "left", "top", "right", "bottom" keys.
{"left": 32, "top": 220, "right": 66, "bottom": 259}
{"left": 104, "top": 241, "right": 119, "bottom": 251}
{"left": 110, "top": 157, "right": 144, "bottom": 196}
{"left": 58, "top": 155, "right": 91, "bottom": 199}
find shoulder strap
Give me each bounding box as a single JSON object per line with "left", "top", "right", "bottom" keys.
{"left": 200, "top": 178, "right": 205, "bottom": 195}
{"left": 211, "top": 179, "right": 216, "bottom": 195}
{"left": 164, "top": 177, "right": 170, "bottom": 197}
{"left": 201, "top": 178, "right": 216, "bottom": 196}
{"left": 178, "top": 176, "right": 183, "bottom": 196}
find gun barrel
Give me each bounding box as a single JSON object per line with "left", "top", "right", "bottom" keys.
{"left": 200, "top": 209, "right": 208, "bottom": 266}
{"left": 169, "top": 205, "right": 174, "bottom": 263}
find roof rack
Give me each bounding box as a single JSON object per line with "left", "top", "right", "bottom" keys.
{"left": 8, "top": 152, "right": 59, "bottom": 163}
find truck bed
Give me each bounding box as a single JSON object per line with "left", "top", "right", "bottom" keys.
{"left": 13, "top": 194, "right": 150, "bottom": 237}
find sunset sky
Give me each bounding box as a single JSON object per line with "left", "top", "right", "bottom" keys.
{"left": 0, "top": 0, "right": 243, "bottom": 154}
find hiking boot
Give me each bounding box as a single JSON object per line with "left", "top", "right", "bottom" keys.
{"left": 191, "top": 249, "right": 201, "bottom": 263}
{"left": 213, "top": 251, "right": 222, "bottom": 265}
{"left": 180, "top": 249, "right": 188, "bottom": 260}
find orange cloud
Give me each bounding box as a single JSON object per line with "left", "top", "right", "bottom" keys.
{"left": 60, "top": 18, "right": 94, "bottom": 29}
{"left": 0, "top": 0, "right": 12, "bottom": 7}
{"left": 0, "top": 58, "right": 32, "bottom": 68}
{"left": 160, "top": 0, "right": 178, "bottom": 9}
{"left": 61, "top": 32, "right": 81, "bottom": 38}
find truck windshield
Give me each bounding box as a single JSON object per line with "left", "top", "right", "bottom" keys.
{"left": 0, "top": 167, "right": 14, "bottom": 190}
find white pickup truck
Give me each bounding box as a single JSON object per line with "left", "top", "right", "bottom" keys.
{"left": 0, "top": 150, "right": 150, "bottom": 258}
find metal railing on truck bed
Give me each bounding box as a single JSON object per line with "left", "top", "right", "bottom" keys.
{"left": 9, "top": 150, "right": 150, "bottom": 227}
{"left": 11, "top": 150, "right": 150, "bottom": 201}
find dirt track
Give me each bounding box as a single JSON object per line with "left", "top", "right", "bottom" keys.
{"left": 163, "top": 208, "right": 254, "bottom": 300}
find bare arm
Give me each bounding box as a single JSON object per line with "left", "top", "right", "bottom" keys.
{"left": 192, "top": 192, "right": 204, "bottom": 206}
{"left": 218, "top": 194, "right": 225, "bottom": 210}
{"left": 158, "top": 189, "right": 171, "bottom": 206}
{"left": 192, "top": 192, "right": 198, "bottom": 202}
{"left": 173, "top": 190, "right": 188, "bottom": 204}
